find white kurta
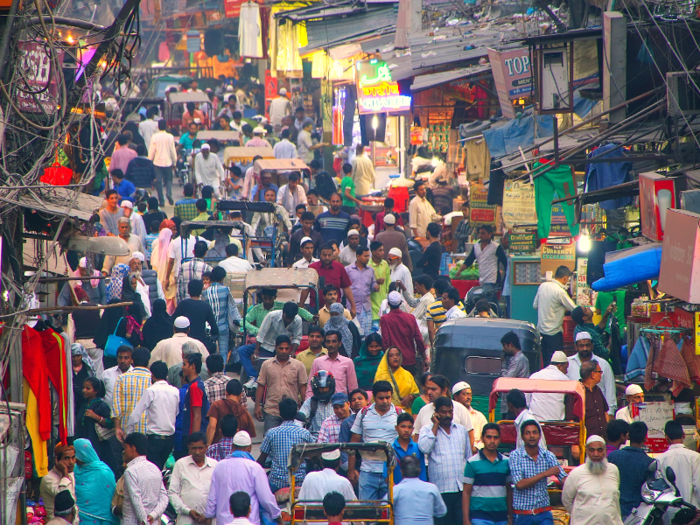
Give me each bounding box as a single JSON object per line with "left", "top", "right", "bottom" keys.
{"left": 390, "top": 263, "right": 413, "bottom": 296}
{"left": 527, "top": 365, "right": 570, "bottom": 421}
{"left": 656, "top": 443, "right": 700, "bottom": 523}
{"left": 562, "top": 463, "right": 624, "bottom": 525}
{"left": 298, "top": 468, "right": 357, "bottom": 502}
{"left": 238, "top": 2, "right": 262, "bottom": 58}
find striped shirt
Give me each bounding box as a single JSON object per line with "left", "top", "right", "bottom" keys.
{"left": 426, "top": 299, "right": 467, "bottom": 326}
{"left": 418, "top": 421, "right": 471, "bottom": 493}
{"left": 203, "top": 282, "right": 241, "bottom": 331}
{"left": 314, "top": 210, "right": 351, "bottom": 243}
{"left": 177, "top": 258, "right": 213, "bottom": 303}
{"left": 463, "top": 450, "right": 511, "bottom": 522}
{"left": 112, "top": 366, "right": 152, "bottom": 433}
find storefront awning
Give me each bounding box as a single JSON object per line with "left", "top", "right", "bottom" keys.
{"left": 410, "top": 64, "right": 492, "bottom": 93}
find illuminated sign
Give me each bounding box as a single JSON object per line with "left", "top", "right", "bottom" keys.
{"left": 356, "top": 59, "right": 411, "bottom": 114}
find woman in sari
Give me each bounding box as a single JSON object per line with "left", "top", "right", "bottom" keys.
{"left": 73, "top": 438, "right": 116, "bottom": 525}
{"left": 374, "top": 346, "right": 420, "bottom": 414}
{"left": 150, "top": 219, "right": 176, "bottom": 314}
{"left": 354, "top": 332, "right": 384, "bottom": 391}
{"left": 75, "top": 377, "right": 116, "bottom": 473}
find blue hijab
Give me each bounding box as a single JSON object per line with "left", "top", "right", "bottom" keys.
{"left": 74, "top": 439, "right": 117, "bottom": 525}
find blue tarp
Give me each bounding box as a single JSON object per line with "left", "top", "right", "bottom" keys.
{"left": 591, "top": 245, "right": 663, "bottom": 292}
{"left": 483, "top": 112, "right": 554, "bottom": 158}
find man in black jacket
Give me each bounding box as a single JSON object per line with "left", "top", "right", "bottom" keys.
{"left": 125, "top": 144, "right": 156, "bottom": 189}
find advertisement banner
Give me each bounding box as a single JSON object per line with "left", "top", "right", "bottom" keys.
{"left": 502, "top": 180, "right": 537, "bottom": 229}
{"left": 17, "top": 43, "right": 65, "bottom": 114}
{"left": 355, "top": 59, "right": 411, "bottom": 114}
{"left": 469, "top": 184, "right": 497, "bottom": 225}
{"left": 487, "top": 47, "right": 533, "bottom": 119}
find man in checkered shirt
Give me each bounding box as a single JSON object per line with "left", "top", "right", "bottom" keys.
{"left": 113, "top": 347, "right": 153, "bottom": 442}
{"left": 174, "top": 183, "right": 199, "bottom": 221}
{"left": 176, "top": 241, "right": 213, "bottom": 303}
{"left": 509, "top": 419, "right": 567, "bottom": 524}
{"left": 317, "top": 393, "right": 351, "bottom": 444}
{"left": 204, "top": 354, "right": 247, "bottom": 406}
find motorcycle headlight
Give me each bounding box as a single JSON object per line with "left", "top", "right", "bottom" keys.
{"left": 641, "top": 484, "right": 663, "bottom": 504}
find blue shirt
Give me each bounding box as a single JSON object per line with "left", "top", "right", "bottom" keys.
{"left": 260, "top": 421, "right": 314, "bottom": 488}
{"left": 388, "top": 438, "right": 426, "bottom": 483}
{"left": 509, "top": 446, "right": 566, "bottom": 511}
{"left": 314, "top": 210, "right": 351, "bottom": 243}
{"left": 608, "top": 446, "right": 654, "bottom": 518}
{"left": 114, "top": 179, "right": 135, "bottom": 202}
{"left": 250, "top": 183, "right": 279, "bottom": 202}
{"left": 393, "top": 477, "right": 447, "bottom": 525}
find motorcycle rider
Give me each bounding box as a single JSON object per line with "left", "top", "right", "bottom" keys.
{"left": 299, "top": 370, "right": 336, "bottom": 438}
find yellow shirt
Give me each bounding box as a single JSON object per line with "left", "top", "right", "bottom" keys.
{"left": 295, "top": 347, "right": 328, "bottom": 378}
{"left": 318, "top": 305, "right": 352, "bottom": 328}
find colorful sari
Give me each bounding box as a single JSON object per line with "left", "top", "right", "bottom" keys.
{"left": 374, "top": 350, "right": 419, "bottom": 414}
{"left": 354, "top": 341, "right": 384, "bottom": 391}
{"left": 74, "top": 438, "right": 116, "bottom": 525}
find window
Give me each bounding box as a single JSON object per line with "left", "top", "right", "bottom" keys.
{"left": 465, "top": 356, "right": 501, "bottom": 376}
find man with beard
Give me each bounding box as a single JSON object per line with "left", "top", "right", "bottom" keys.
{"left": 387, "top": 248, "right": 412, "bottom": 296}
{"left": 562, "top": 435, "right": 623, "bottom": 525}
{"left": 567, "top": 332, "right": 616, "bottom": 416}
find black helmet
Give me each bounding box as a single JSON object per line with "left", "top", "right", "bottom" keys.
{"left": 311, "top": 370, "right": 336, "bottom": 402}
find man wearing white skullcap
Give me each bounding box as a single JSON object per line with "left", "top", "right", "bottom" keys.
{"left": 149, "top": 316, "right": 209, "bottom": 369}
{"left": 193, "top": 142, "right": 225, "bottom": 199}
{"left": 387, "top": 247, "right": 413, "bottom": 296}
{"left": 268, "top": 88, "right": 291, "bottom": 128}
{"left": 567, "top": 331, "right": 617, "bottom": 416}
{"left": 563, "top": 434, "right": 623, "bottom": 525}
{"left": 57, "top": 257, "right": 106, "bottom": 307}
{"left": 121, "top": 199, "right": 147, "bottom": 245}
{"left": 345, "top": 243, "right": 378, "bottom": 336}
{"left": 298, "top": 448, "right": 356, "bottom": 502}
{"left": 380, "top": 289, "right": 427, "bottom": 377}
{"left": 452, "top": 382, "right": 488, "bottom": 447}
{"left": 615, "top": 384, "right": 644, "bottom": 423}
{"left": 338, "top": 229, "right": 361, "bottom": 267}
{"left": 292, "top": 237, "right": 319, "bottom": 269}
{"left": 527, "top": 350, "right": 571, "bottom": 422}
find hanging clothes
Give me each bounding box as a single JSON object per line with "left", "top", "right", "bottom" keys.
{"left": 464, "top": 138, "right": 490, "bottom": 181}
{"left": 533, "top": 160, "right": 579, "bottom": 242}
{"left": 584, "top": 144, "right": 633, "bottom": 210}
{"left": 654, "top": 336, "right": 690, "bottom": 396}
{"left": 38, "top": 329, "right": 70, "bottom": 444}
{"left": 269, "top": 8, "right": 305, "bottom": 77}
{"left": 680, "top": 337, "right": 700, "bottom": 384}
{"left": 21, "top": 326, "right": 52, "bottom": 441}
{"left": 625, "top": 334, "right": 650, "bottom": 381}
{"left": 239, "top": 2, "right": 263, "bottom": 59}
{"left": 24, "top": 378, "right": 48, "bottom": 477}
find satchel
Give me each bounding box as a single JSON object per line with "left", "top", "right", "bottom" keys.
{"left": 94, "top": 420, "right": 116, "bottom": 441}
{"left": 104, "top": 318, "right": 132, "bottom": 358}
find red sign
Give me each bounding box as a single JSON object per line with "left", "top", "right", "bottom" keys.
{"left": 224, "top": 0, "right": 257, "bottom": 18}
{"left": 17, "top": 43, "right": 65, "bottom": 114}
{"left": 639, "top": 172, "right": 676, "bottom": 241}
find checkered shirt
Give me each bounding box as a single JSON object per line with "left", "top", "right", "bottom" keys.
{"left": 417, "top": 421, "right": 471, "bottom": 493}
{"left": 203, "top": 282, "right": 241, "bottom": 331}
{"left": 112, "top": 366, "right": 152, "bottom": 433}
{"left": 317, "top": 414, "right": 344, "bottom": 444}
{"left": 509, "top": 446, "right": 567, "bottom": 511}
{"left": 207, "top": 436, "right": 235, "bottom": 461}
{"left": 177, "top": 258, "right": 213, "bottom": 303}
{"left": 260, "top": 420, "right": 314, "bottom": 488}
{"left": 174, "top": 198, "right": 199, "bottom": 221}
{"left": 204, "top": 372, "right": 229, "bottom": 404}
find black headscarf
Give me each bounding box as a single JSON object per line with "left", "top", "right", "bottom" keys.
{"left": 142, "top": 299, "right": 173, "bottom": 350}
{"left": 121, "top": 274, "right": 147, "bottom": 324}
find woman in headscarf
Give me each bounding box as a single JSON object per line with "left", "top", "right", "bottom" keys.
{"left": 73, "top": 438, "right": 116, "bottom": 525}
{"left": 106, "top": 264, "right": 130, "bottom": 302}
{"left": 122, "top": 273, "right": 147, "bottom": 324}
{"left": 72, "top": 344, "right": 95, "bottom": 418}
{"left": 374, "top": 346, "right": 420, "bottom": 414}
{"left": 354, "top": 332, "right": 384, "bottom": 391}
{"left": 150, "top": 219, "right": 176, "bottom": 314}
{"left": 142, "top": 299, "right": 173, "bottom": 350}
{"left": 75, "top": 377, "right": 116, "bottom": 473}
{"left": 325, "top": 302, "right": 355, "bottom": 357}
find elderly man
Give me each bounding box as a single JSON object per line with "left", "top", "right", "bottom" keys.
{"left": 527, "top": 350, "right": 570, "bottom": 421}
{"left": 121, "top": 200, "right": 147, "bottom": 244}
{"left": 132, "top": 251, "right": 164, "bottom": 307}
{"left": 567, "top": 332, "right": 616, "bottom": 416}
{"left": 338, "top": 229, "right": 361, "bottom": 267}
{"left": 46, "top": 490, "right": 77, "bottom": 525}
{"left": 452, "top": 381, "right": 487, "bottom": 447}
{"left": 298, "top": 449, "right": 356, "bottom": 502}
{"left": 194, "top": 144, "right": 225, "bottom": 199}
{"left": 375, "top": 213, "right": 412, "bottom": 271}
{"left": 167, "top": 341, "right": 211, "bottom": 389}
{"left": 569, "top": 359, "right": 609, "bottom": 440}
{"left": 104, "top": 217, "right": 144, "bottom": 274}
{"left": 393, "top": 456, "right": 446, "bottom": 525}
{"left": 562, "top": 435, "right": 623, "bottom": 525}
{"left": 388, "top": 247, "right": 412, "bottom": 296}
{"left": 615, "top": 384, "right": 644, "bottom": 423}
{"left": 150, "top": 317, "right": 209, "bottom": 368}
{"left": 58, "top": 257, "right": 106, "bottom": 306}
{"left": 127, "top": 253, "right": 152, "bottom": 316}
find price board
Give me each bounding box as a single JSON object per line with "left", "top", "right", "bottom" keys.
{"left": 631, "top": 401, "right": 674, "bottom": 453}
{"left": 470, "top": 184, "right": 497, "bottom": 226}
{"left": 509, "top": 232, "right": 537, "bottom": 254}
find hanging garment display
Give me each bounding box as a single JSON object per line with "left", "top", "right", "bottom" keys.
{"left": 533, "top": 160, "right": 579, "bottom": 242}
{"left": 239, "top": 2, "right": 263, "bottom": 58}
{"left": 39, "top": 329, "right": 70, "bottom": 444}
{"left": 269, "top": 9, "right": 304, "bottom": 77}
{"left": 584, "top": 143, "right": 633, "bottom": 210}
{"left": 464, "top": 137, "right": 490, "bottom": 181}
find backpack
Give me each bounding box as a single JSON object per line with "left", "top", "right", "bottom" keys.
{"left": 314, "top": 170, "right": 337, "bottom": 200}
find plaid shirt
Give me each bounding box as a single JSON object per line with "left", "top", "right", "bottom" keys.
{"left": 177, "top": 258, "right": 213, "bottom": 303}
{"left": 244, "top": 300, "right": 314, "bottom": 336}
{"left": 509, "top": 446, "right": 567, "bottom": 510}
{"left": 417, "top": 422, "right": 471, "bottom": 493}
{"left": 203, "top": 282, "right": 241, "bottom": 331}
{"left": 207, "top": 436, "right": 235, "bottom": 461}
{"left": 174, "top": 198, "right": 199, "bottom": 221}
{"left": 204, "top": 372, "right": 229, "bottom": 404}
{"left": 260, "top": 421, "right": 314, "bottom": 488}
{"left": 317, "top": 414, "right": 344, "bottom": 443}
{"left": 112, "top": 366, "right": 152, "bottom": 433}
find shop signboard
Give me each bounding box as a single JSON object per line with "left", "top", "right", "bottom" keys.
{"left": 224, "top": 0, "right": 257, "bottom": 18}
{"left": 658, "top": 208, "right": 700, "bottom": 303}
{"left": 469, "top": 184, "right": 497, "bottom": 226}
{"left": 541, "top": 241, "right": 575, "bottom": 277}
{"left": 17, "top": 42, "right": 64, "bottom": 114}
{"left": 639, "top": 171, "right": 676, "bottom": 241}
{"left": 355, "top": 59, "right": 411, "bottom": 114}
{"left": 487, "top": 47, "right": 533, "bottom": 119}
{"left": 631, "top": 401, "right": 674, "bottom": 453}
{"left": 509, "top": 232, "right": 537, "bottom": 254}
{"left": 549, "top": 203, "right": 572, "bottom": 237}
{"left": 502, "top": 180, "right": 537, "bottom": 229}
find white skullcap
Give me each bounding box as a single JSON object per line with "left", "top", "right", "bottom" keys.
{"left": 226, "top": 85, "right": 234, "bottom": 92}
{"left": 383, "top": 213, "right": 396, "bottom": 225}
{"left": 550, "top": 351, "right": 569, "bottom": 364}
{"left": 347, "top": 229, "right": 360, "bottom": 237}
{"left": 300, "top": 236, "right": 314, "bottom": 247}
{"left": 233, "top": 431, "right": 251, "bottom": 447}
{"left": 78, "top": 257, "right": 88, "bottom": 268}
{"left": 174, "top": 316, "right": 190, "bottom": 329}
{"left": 120, "top": 200, "right": 134, "bottom": 209}
{"left": 388, "top": 247, "right": 402, "bottom": 258}
{"left": 321, "top": 449, "right": 341, "bottom": 460}
{"left": 279, "top": 88, "right": 287, "bottom": 95}
{"left": 575, "top": 331, "right": 592, "bottom": 342}
{"left": 388, "top": 291, "right": 403, "bottom": 306}
{"left": 200, "top": 143, "right": 211, "bottom": 151}
{"left": 131, "top": 252, "right": 145, "bottom": 262}
{"left": 625, "top": 384, "right": 644, "bottom": 396}
{"left": 253, "top": 126, "right": 266, "bottom": 135}
{"left": 452, "top": 381, "right": 471, "bottom": 396}
{"left": 586, "top": 435, "right": 606, "bottom": 446}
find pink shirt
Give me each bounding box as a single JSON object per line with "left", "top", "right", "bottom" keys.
{"left": 110, "top": 146, "right": 137, "bottom": 174}
{"left": 306, "top": 354, "right": 358, "bottom": 399}
{"left": 246, "top": 137, "right": 271, "bottom": 148}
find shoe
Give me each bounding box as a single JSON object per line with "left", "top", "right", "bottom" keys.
{"left": 167, "top": 196, "right": 174, "bottom": 205}
{"left": 244, "top": 378, "right": 257, "bottom": 389}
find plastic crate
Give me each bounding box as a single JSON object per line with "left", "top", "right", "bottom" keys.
{"left": 562, "top": 316, "right": 576, "bottom": 343}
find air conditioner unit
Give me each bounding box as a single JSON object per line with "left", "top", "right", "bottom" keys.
{"left": 666, "top": 71, "right": 700, "bottom": 117}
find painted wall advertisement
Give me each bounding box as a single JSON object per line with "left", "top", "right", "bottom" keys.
{"left": 17, "top": 43, "right": 65, "bottom": 114}
{"left": 487, "top": 47, "right": 533, "bottom": 119}
{"left": 355, "top": 59, "right": 411, "bottom": 114}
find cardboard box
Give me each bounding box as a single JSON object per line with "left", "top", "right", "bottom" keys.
{"left": 658, "top": 208, "right": 700, "bottom": 303}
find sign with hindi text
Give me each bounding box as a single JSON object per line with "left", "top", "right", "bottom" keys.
{"left": 356, "top": 59, "right": 411, "bottom": 114}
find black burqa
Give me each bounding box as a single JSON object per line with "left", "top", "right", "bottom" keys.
{"left": 142, "top": 299, "right": 173, "bottom": 350}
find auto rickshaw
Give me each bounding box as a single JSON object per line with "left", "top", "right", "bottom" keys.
{"left": 166, "top": 91, "right": 212, "bottom": 130}
{"left": 179, "top": 219, "right": 249, "bottom": 266}
{"left": 253, "top": 158, "right": 311, "bottom": 189}
{"left": 224, "top": 146, "right": 274, "bottom": 167}
{"left": 288, "top": 442, "right": 396, "bottom": 524}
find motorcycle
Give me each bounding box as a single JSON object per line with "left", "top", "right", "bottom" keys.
{"left": 464, "top": 284, "right": 501, "bottom": 317}
{"left": 624, "top": 462, "right": 698, "bottom": 525}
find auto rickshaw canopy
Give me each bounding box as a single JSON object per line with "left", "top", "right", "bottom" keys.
{"left": 489, "top": 377, "right": 586, "bottom": 420}
{"left": 244, "top": 267, "right": 318, "bottom": 294}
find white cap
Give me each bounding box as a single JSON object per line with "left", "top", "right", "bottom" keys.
{"left": 300, "top": 236, "right": 314, "bottom": 247}
{"left": 451, "top": 381, "right": 471, "bottom": 396}
{"left": 321, "top": 449, "right": 341, "bottom": 460}
{"left": 575, "top": 332, "right": 592, "bottom": 342}
{"left": 121, "top": 200, "right": 134, "bottom": 209}
{"left": 193, "top": 118, "right": 202, "bottom": 125}
{"left": 625, "top": 384, "right": 644, "bottom": 396}
{"left": 226, "top": 85, "right": 234, "bottom": 92}
{"left": 279, "top": 88, "right": 287, "bottom": 95}
{"left": 388, "top": 291, "right": 403, "bottom": 306}
{"left": 347, "top": 229, "right": 360, "bottom": 237}
{"left": 131, "top": 252, "right": 145, "bottom": 262}
{"left": 174, "top": 316, "right": 190, "bottom": 329}
{"left": 253, "top": 126, "right": 266, "bottom": 135}
{"left": 388, "top": 247, "right": 402, "bottom": 259}
{"left": 384, "top": 213, "right": 396, "bottom": 225}
{"left": 233, "top": 431, "right": 252, "bottom": 447}
{"left": 586, "top": 435, "right": 606, "bottom": 446}
{"left": 78, "top": 257, "right": 88, "bottom": 268}
{"left": 550, "top": 351, "right": 569, "bottom": 364}
{"left": 201, "top": 143, "right": 211, "bottom": 151}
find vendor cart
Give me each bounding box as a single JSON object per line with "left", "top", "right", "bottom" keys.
{"left": 288, "top": 442, "right": 395, "bottom": 524}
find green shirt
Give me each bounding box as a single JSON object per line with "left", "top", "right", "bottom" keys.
{"left": 340, "top": 176, "right": 356, "bottom": 206}
{"left": 368, "top": 258, "right": 390, "bottom": 320}
{"left": 244, "top": 300, "right": 314, "bottom": 336}
{"left": 190, "top": 212, "right": 211, "bottom": 237}
{"left": 595, "top": 290, "right": 626, "bottom": 330}
{"left": 463, "top": 450, "right": 511, "bottom": 522}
